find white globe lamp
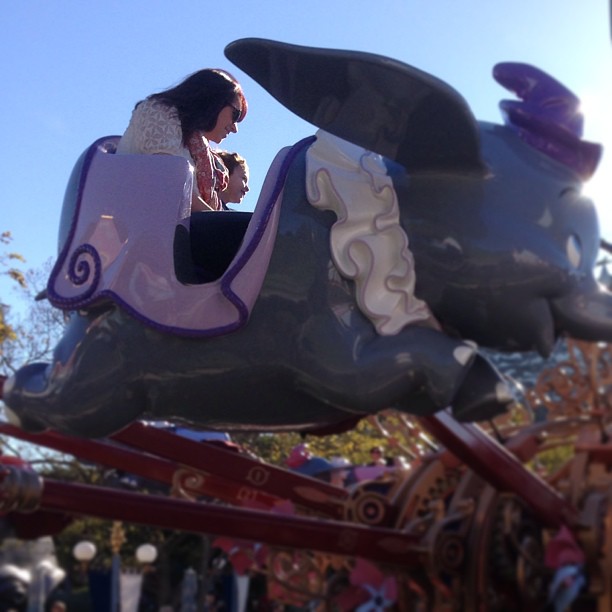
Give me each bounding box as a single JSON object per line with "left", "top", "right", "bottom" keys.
{"left": 73, "top": 541, "right": 97, "bottom": 563}
{"left": 136, "top": 543, "right": 158, "bottom": 565}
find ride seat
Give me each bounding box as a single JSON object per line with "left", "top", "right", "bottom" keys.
{"left": 47, "top": 135, "right": 294, "bottom": 336}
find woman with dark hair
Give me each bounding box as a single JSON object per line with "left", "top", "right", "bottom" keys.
{"left": 116, "top": 69, "right": 247, "bottom": 211}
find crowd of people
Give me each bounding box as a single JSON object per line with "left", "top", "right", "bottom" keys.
{"left": 285, "top": 442, "right": 410, "bottom": 488}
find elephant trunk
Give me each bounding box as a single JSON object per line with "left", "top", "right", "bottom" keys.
{"left": 551, "top": 278, "right": 612, "bottom": 343}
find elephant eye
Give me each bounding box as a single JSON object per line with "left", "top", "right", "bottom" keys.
{"left": 560, "top": 186, "right": 578, "bottom": 198}
{"left": 566, "top": 234, "right": 582, "bottom": 269}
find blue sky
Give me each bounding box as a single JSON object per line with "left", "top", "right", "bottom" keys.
{"left": 1, "top": 1, "right": 611, "bottom": 303}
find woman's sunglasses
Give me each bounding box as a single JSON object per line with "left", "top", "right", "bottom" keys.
{"left": 230, "top": 104, "right": 241, "bottom": 123}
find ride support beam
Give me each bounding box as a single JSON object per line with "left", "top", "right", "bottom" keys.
{"left": 112, "top": 422, "right": 349, "bottom": 518}
{"left": 419, "top": 411, "right": 580, "bottom": 528}
{"left": 3, "top": 472, "right": 422, "bottom": 567}
{"left": 0, "top": 423, "right": 283, "bottom": 512}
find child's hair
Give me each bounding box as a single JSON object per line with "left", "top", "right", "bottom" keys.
{"left": 216, "top": 151, "right": 248, "bottom": 175}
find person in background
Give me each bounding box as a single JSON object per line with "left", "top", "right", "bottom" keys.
{"left": 329, "top": 456, "right": 354, "bottom": 487}
{"left": 285, "top": 443, "right": 333, "bottom": 482}
{"left": 116, "top": 69, "right": 247, "bottom": 211}
{"left": 368, "top": 446, "right": 387, "bottom": 467}
{"left": 216, "top": 151, "right": 250, "bottom": 209}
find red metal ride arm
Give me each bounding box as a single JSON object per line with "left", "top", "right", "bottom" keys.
{"left": 0, "top": 467, "right": 422, "bottom": 568}
{"left": 419, "top": 411, "right": 579, "bottom": 528}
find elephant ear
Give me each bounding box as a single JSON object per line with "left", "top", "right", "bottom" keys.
{"left": 225, "top": 38, "right": 487, "bottom": 175}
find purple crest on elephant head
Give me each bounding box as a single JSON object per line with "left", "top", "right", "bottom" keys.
{"left": 494, "top": 62, "right": 602, "bottom": 179}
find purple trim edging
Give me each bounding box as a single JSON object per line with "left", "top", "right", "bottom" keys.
{"left": 47, "top": 136, "right": 315, "bottom": 338}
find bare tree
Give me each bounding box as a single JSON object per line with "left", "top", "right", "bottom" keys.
{"left": 0, "top": 231, "right": 26, "bottom": 351}
{"left": 0, "top": 258, "right": 65, "bottom": 375}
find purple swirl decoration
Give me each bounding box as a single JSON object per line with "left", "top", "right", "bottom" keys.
{"left": 67, "top": 243, "right": 101, "bottom": 301}
{"left": 493, "top": 62, "right": 602, "bottom": 179}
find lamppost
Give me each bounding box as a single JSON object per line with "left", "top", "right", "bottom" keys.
{"left": 135, "top": 544, "right": 158, "bottom": 610}
{"left": 73, "top": 540, "right": 97, "bottom": 581}
{"left": 73, "top": 534, "right": 157, "bottom": 611}
{"left": 135, "top": 544, "right": 158, "bottom": 567}
{"left": 109, "top": 521, "right": 126, "bottom": 612}
{"left": 73, "top": 540, "right": 97, "bottom": 610}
